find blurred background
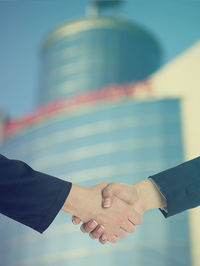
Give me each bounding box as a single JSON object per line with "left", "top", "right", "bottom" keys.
{"left": 0, "top": 0, "right": 200, "bottom": 265}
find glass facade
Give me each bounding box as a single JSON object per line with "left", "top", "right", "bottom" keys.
{"left": 0, "top": 98, "right": 191, "bottom": 266}
{"left": 39, "top": 17, "right": 161, "bottom": 104}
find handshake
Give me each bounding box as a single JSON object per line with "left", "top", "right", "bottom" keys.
{"left": 62, "top": 180, "right": 167, "bottom": 244}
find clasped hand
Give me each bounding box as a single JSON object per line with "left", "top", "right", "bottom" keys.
{"left": 66, "top": 180, "right": 166, "bottom": 244}
{"left": 62, "top": 181, "right": 148, "bottom": 244}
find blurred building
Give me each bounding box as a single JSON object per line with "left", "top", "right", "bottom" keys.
{"left": 1, "top": 1, "right": 199, "bottom": 266}
{"left": 150, "top": 41, "right": 200, "bottom": 266}
{"left": 39, "top": 5, "right": 161, "bottom": 104}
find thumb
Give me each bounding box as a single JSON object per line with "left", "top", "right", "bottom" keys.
{"left": 102, "top": 183, "right": 117, "bottom": 208}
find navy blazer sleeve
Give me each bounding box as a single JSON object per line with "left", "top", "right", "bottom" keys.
{"left": 150, "top": 156, "right": 200, "bottom": 217}
{"left": 0, "top": 154, "right": 72, "bottom": 233}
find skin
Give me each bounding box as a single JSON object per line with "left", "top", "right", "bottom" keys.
{"left": 72, "top": 179, "right": 167, "bottom": 244}
{"left": 62, "top": 181, "right": 142, "bottom": 243}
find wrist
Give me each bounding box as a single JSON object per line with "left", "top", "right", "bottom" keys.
{"left": 61, "top": 184, "right": 89, "bottom": 217}
{"left": 134, "top": 179, "right": 167, "bottom": 212}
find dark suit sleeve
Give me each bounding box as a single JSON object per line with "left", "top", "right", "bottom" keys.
{"left": 150, "top": 156, "right": 200, "bottom": 217}
{"left": 0, "top": 154, "right": 72, "bottom": 233}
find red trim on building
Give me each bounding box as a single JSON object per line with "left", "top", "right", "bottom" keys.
{"left": 3, "top": 80, "right": 152, "bottom": 138}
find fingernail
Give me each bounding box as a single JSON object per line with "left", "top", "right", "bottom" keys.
{"left": 104, "top": 198, "right": 111, "bottom": 208}
{"left": 80, "top": 225, "right": 86, "bottom": 233}
{"left": 88, "top": 220, "right": 98, "bottom": 229}
{"left": 97, "top": 225, "right": 104, "bottom": 234}
{"left": 72, "top": 218, "right": 75, "bottom": 225}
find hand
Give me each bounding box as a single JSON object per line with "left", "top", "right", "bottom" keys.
{"left": 62, "top": 182, "right": 138, "bottom": 242}
{"left": 73, "top": 180, "right": 166, "bottom": 243}
{"left": 101, "top": 179, "right": 167, "bottom": 212}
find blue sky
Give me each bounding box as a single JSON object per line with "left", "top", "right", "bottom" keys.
{"left": 0, "top": 0, "right": 200, "bottom": 117}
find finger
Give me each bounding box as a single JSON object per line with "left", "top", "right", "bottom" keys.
{"left": 72, "top": 216, "right": 81, "bottom": 225}
{"left": 89, "top": 225, "right": 105, "bottom": 239}
{"left": 99, "top": 234, "right": 108, "bottom": 244}
{"left": 118, "top": 229, "right": 127, "bottom": 239}
{"left": 121, "top": 221, "right": 136, "bottom": 234}
{"left": 129, "top": 212, "right": 142, "bottom": 226}
{"left": 80, "top": 220, "right": 98, "bottom": 233}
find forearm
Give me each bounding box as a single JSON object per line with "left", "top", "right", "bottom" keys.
{"left": 0, "top": 154, "right": 72, "bottom": 233}
{"left": 149, "top": 156, "right": 200, "bottom": 217}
